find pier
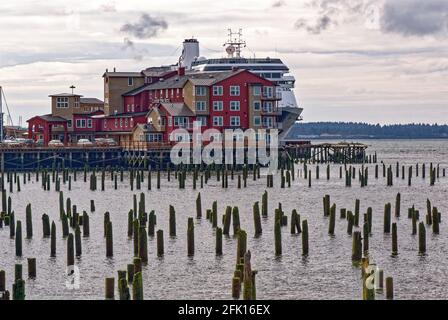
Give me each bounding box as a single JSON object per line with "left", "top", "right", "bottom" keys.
{"left": 0, "top": 141, "right": 369, "bottom": 171}
{"left": 284, "top": 141, "right": 370, "bottom": 163}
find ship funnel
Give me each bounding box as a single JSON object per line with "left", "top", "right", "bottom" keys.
{"left": 180, "top": 38, "right": 199, "bottom": 70}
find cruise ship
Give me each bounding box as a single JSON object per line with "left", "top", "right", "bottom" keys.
{"left": 179, "top": 30, "right": 303, "bottom": 143}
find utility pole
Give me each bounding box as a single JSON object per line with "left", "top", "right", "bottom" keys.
{"left": 0, "top": 86, "right": 3, "bottom": 142}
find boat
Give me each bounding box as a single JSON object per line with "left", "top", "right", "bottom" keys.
{"left": 179, "top": 29, "right": 303, "bottom": 144}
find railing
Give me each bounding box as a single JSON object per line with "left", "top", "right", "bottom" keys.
{"left": 0, "top": 143, "right": 121, "bottom": 150}
{"left": 120, "top": 141, "right": 172, "bottom": 151}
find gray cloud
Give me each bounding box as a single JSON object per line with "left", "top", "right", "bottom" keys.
{"left": 295, "top": 15, "right": 334, "bottom": 34}
{"left": 381, "top": 0, "right": 448, "bottom": 36}
{"left": 120, "top": 14, "right": 168, "bottom": 39}
{"left": 122, "top": 37, "right": 134, "bottom": 50}
{"left": 272, "top": 0, "right": 286, "bottom": 8}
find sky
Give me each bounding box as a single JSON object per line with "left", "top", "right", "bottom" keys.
{"left": 0, "top": 0, "right": 447, "bottom": 126}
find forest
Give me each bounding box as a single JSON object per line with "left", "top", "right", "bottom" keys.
{"left": 288, "top": 122, "right": 448, "bottom": 139}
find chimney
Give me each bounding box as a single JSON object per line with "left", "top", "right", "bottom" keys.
{"left": 106, "top": 68, "right": 108, "bottom": 73}
{"left": 113, "top": 67, "right": 116, "bottom": 72}
{"left": 178, "top": 66, "right": 185, "bottom": 76}
{"left": 231, "top": 66, "right": 239, "bottom": 72}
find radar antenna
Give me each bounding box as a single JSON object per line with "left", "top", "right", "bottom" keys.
{"left": 223, "top": 28, "right": 246, "bottom": 58}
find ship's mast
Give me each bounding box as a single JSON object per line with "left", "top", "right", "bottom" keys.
{"left": 0, "top": 86, "right": 3, "bottom": 142}
{"left": 223, "top": 28, "right": 246, "bottom": 58}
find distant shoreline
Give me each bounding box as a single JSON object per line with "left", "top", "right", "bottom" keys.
{"left": 288, "top": 122, "right": 448, "bottom": 140}
{"left": 292, "top": 136, "right": 448, "bottom": 140}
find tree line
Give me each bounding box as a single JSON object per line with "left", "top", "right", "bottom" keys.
{"left": 288, "top": 122, "right": 448, "bottom": 139}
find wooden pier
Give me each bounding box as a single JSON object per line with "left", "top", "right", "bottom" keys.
{"left": 284, "top": 141, "right": 370, "bottom": 163}
{"left": 0, "top": 141, "right": 370, "bottom": 171}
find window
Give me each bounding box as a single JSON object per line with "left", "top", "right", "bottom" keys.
{"left": 263, "top": 86, "right": 274, "bottom": 98}
{"left": 195, "top": 86, "right": 206, "bottom": 96}
{"left": 74, "top": 99, "right": 80, "bottom": 108}
{"left": 75, "top": 119, "right": 87, "bottom": 128}
{"left": 263, "top": 101, "right": 273, "bottom": 113}
{"left": 263, "top": 117, "right": 274, "bottom": 128}
{"left": 173, "top": 117, "right": 188, "bottom": 127}
{"left": 114, "top": 119, "right": 118, "bottom": 128}
{"left": 253, "top": 86, "right": 261, "bottom": 96}
{"left": 56, "top": 97, "right": 69, "bottom": 108}
{"left": 230, "top": 86, "right": 240, "bottom": 96}
{"left": 253, "top": 101, "right": 261, "bottom": 111}
{"left": 87, "top": 119, "right": 92, "bottom": 128}
{"left": 213, "top": 86, "right": 223, "bottom": 96}
{"left": 213, "top": 101, "right": 223, "bottom": 111}
{"left": 124, "top": 118, "right": 128, "bottom": 127}
{"left": 196, "top": 116, "right": 207, "bottom": 126}
{"left": 195, "top": 101, "right": 206, "bottom": 111}
{"left": 104, "top": 120, "right": 107, "bottom": 129}
{"left": 67, "top": 120, "right": 72, "bottom": 128}
{"left": 128, "top": 77, "right": 133, "bottom": 86}
{"left": 253, "top": 116, "right": 261, "bottom": 126}
{"left": 213, "top": 116, "right": 223, "bottom": 126}
{"left": 230, "top": 101, "right": 240, "bottom": 111}
{"left": 165, "top": 89, "right": 168, "bottom": 98}
{"left": 120, "top": 118, "right": 123, "bottom": 128}
{"left": 230, "top": 116, "right": 240, "bottom": 127}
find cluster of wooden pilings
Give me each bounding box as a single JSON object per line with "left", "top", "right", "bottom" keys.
{"left": 0, "top": 156, "right": 446, "bottom": 300}
{"left": 285, "top": 143, "right": 372, "bottom": 164}
{"left": 323, "top": 191, "right": 444, "bottom": 300}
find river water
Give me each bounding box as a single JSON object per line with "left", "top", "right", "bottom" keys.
{"left": 0, "top": 139, "right": 447, "bottom": 300}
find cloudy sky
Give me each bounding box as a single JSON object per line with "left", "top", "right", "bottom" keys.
{"left": 0, "top": 0, "right": 447, "bottom": 126}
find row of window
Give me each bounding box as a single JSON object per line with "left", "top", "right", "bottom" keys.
{"left": 150, "top": 88, "right": 182, "bottom": 99}
{"left": 194, "top": 85, "right": 274, "bottom": 98}
{"left": 195, "top": 100, "right": 274, "bottom": 112}
{"left": 195, "top": 85, "right": 241, "bottom": 97}
{"left": 71, "top": 119, "right": 92, "bottom": 129}
{"left": 56, "top": 97, "right": 81, "bottom": 108}
{"left": 103, "top": 118, "right": 134, "bottom": 129}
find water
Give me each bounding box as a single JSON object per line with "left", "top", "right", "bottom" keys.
{"left": 0, "top": 139, "right": 447, "bottom": 300}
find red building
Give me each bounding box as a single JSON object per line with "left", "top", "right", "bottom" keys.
{"left": 27, "top": 66, "right": 280, "bottom": 146}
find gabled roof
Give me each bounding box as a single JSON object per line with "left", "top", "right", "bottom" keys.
{"left": 80, "top": 98, "right": 103, "bottom": 104}
{"left": 49, "top": 93, "right": 83, "bottom": 97}
{"left": 103, "top": 72, "right": 143, "bottom": 78}
{"left": 27, "top": 114, "right": 67, "bottom": 123}
{"left": 104, "top": 111, "right": 147, "bottom": 119}
{"left": 160, "top": 103, "right": 194, "bottom": 117}
{"left": 132, "top": 123, "right": 158, "bottom": 133}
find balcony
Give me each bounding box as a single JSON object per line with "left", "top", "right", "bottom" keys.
{"left": 262, "top": 92, "right": 282, "bottom": 100}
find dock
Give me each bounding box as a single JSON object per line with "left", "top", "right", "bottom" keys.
{"left": 0, "top": 141, "right": 370, "bottom": 171}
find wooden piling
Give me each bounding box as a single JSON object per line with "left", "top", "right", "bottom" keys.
{"left": 302, "top": 220, "right": 309, "bottom": 256}
{"left": 15, "top": 220, "right": 22, "bottom": 257}
{"left": 105, "top": 278, "right": 115, "bottom": 300}
{"left": 253, "top": 202, "right": 262, "bottom": 237}
{"left": 216, "top": 227, "right": 223, "bottom": 256}
{"left": 385, "top": 277, "right": 393, "bottom": 300}
{"left": 187, "top": 217, "right": 194, "bottom": 256}
{"left": 27, "top": 258, "right": 36, "bottom": 278}
{"left": 106, "top": 221, "right": 113, "bottom": 257}
{"left": 392, "top": 223, "right": 398, "bottom": 256}
{"left": 50, "top": 221, "right": 56, "bottom": 257}
{"left": 67, "top": 233, "right": 74, "bottom": 266}
{"left": 169, "top": 205, "right": 176, "bottom": 237}
{"left": 157, "top": 229, "right": 164, "bottom": 257}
